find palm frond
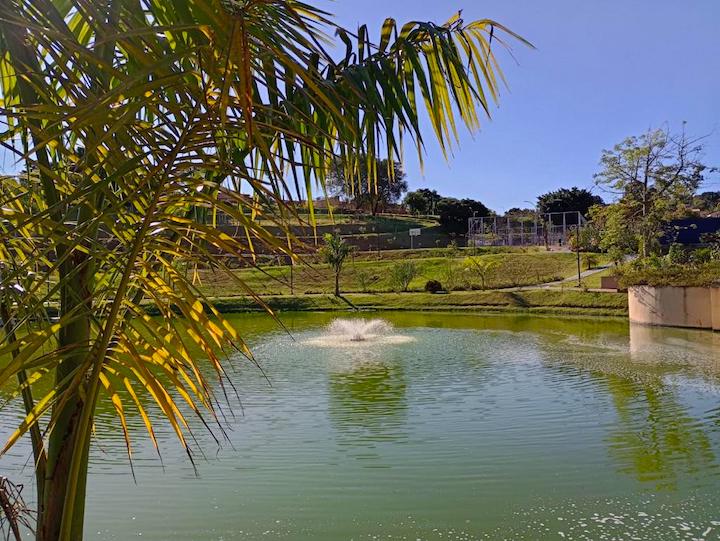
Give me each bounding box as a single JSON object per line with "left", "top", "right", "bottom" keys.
{"left": 0, "top": 1, "right": 528, "bottom": 538}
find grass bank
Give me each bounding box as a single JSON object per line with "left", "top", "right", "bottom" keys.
{"left": 203, "top": 290, "right": 628, "bottom": 317}
{"left": 199, "top": 251, "right": 610, "bottom": 296}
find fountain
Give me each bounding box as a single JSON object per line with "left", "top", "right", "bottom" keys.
{"left": 327, "top": 318, "right": 393, "bottom": 342}
{"left": 303, "top": 318, "right": 413, "bottom": 347}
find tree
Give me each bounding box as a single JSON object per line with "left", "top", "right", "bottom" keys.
{"left": 594, "top": 127, "right": 709, "bottom": 257}
{"left": 404, "top": 188, "right": 442, "bottom": 215}
{"left": 693, "top": 191, "right": 720, "bottom": 214}
{"left": 506, "top": 207, "right": 535, "bottom": 216}
{"left": 587, "top": 203, "right": 639, "bottom": 263}
{"left": 327, "top": 157, "right": 408, "bottom": 215}
{"left": 0, "top": 2, "right": 526, "bottom": 539}
{"left": 437, "top": 197, "right": 493, "bottom": 233}
{"left": 320, "top": 234, "right": 353, "bottom": 296}
{"left": 464, "top": 256, "right": 498, "bottom": 290}
{"left": 536, "top": 187, "right": 604, "bottom": 215}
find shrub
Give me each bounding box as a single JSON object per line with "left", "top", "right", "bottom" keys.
{"left": 424, "top": 279, "right": 443, "bottom": 293}
{"left": 607, "top": 247, "right": 627, "bottom": 266}
{"left": 355, "top": 269, "right": 378, "bottom": 292}
{"left": 390, "top": 261, "right": 419, "bottom": 292}
{"left": 692, "top": 247, "right": 714, "bottom": 265}
{"left": 441, "top": 261, "right": 463, "bottom": 290}
{"left": 618, "top": 258, "right": 720, "bottom": 287}
{"left": 583, "top": 254, "right": 599, "bottom": 270}
{"left": 464, "top": 256, "right": 498, "bottom": 290}
{"left": 446, "top": 240, "right": 459, "bottom": 257}
{"left": 666, "top": 243, "right": 691, "bottom": 265}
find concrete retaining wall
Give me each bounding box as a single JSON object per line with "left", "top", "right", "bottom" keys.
{"left": 628, "top": 286, "right": 720, "bottom": 330}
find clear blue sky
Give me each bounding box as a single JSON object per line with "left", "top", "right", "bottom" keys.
{"left": 322, "top": 0, "right": 720, "bottom": 212}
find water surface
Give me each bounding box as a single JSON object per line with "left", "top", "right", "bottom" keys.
{"left": 2, "top": 312, "right": 720, "bottom": 540}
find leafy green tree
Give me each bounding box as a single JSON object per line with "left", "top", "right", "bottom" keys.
{"left": 587, "top": 203, "right": 639, "bottom": 263}
{"left": 506, "top": 207, "right": 535, "bottom": 216}
{"left": 0, "top": 2, "right": 526, "bottom": 539}
{"left": 438, "top": 197, "right": 493, "bottom": 233}
{"left": 320, "top": 234, "right": 353, "bottom": 296}
{"left": 537, "top": 187, "right": 603, "bottom": 215}
{"left": 594, "top": 127, "right": 709, "bottom": 257}
{"left": 693, "top": 191, "right": 720, "bottom": 214}
{"left": 404, "top": 188, "right": 442, "bottom": 215}
{"left": 328, "top": 157, "right": 408, "bottom": 215}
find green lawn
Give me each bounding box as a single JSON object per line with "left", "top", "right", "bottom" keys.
{"left": 580, "top": 267, "right": 616, "bottom": 289}
{"left": 198, "top": 251, "right": 611, "bottom": 297}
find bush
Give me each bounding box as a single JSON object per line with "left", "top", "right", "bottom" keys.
{"left": 692, "top": 247, "right": 714, "bottom": 264}
{"left": 445, "top": 240, "right": 460, "bottom": 257}
{"left": 618, "top": 258, "right": 720, "bottom": 287}
{"left": 390, "top": 261, "right": 419, "bottom": 292}
{"left": 666, "top": 243, "right": 691, "bottom": 265}
{"left": 424, "top": 279, "right": 443, "bottom": 293}
{"left": 355, "top": 269, "right": 379, "bottom": 292}
{"left": 583, "top": 254, "right": 600, "bottom": 270}
{"left": 441, "top": 261, "right": 463, "bottom": 290}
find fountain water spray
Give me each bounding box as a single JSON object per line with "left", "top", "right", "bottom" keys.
{"left": 327, "top": 318, "right": 393, "bottom": 342}
{"left": 302, "top": 318, "right": 413, "bottom": 348}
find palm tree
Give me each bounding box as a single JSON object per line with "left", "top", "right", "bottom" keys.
{"left": 320, "top": 234, "right": 353, "bottom": 296}
{"left": 0, "top": 1, "right": 529, "bottom": 539}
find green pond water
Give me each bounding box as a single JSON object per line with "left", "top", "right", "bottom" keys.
{"left": 2, "top": 312, "right": 720, "bottom": 540}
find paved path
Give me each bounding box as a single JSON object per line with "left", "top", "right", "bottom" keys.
{"left": 539, "top": 264, "right": 612, "bottom": 288}
{"left": 492, "top": 264, "right": 618, "bottom": 293}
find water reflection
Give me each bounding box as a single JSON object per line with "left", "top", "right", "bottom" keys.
{"left": 629, "top": 323, "right": 720, "bottom": 379}
{"left": 538, "top": 324, "right": 720, "bottom": 491}
{"left": 327, "top": 360, "right": 408, "bottom": 449}
{"left": 603, "top": 375, "right": 717, "bottom": 490}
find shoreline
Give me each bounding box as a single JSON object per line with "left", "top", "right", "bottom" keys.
{"left": 190, "top": 290, "right": 629, "bottom": 318}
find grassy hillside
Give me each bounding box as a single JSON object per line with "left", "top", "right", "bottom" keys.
{"left": 197, "top": 250, "right": 609, "bottom": 296}
{"left": 253, "top": 213, "right": 437, "bottom": 232}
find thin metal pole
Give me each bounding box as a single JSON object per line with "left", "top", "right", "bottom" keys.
{"left": 576, "top": 225, "right": 582, "bottom": 287}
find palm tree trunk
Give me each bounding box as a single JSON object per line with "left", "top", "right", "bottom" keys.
{"left": 334, "top": 271, "right": 340, "bottom": 296}
{"left": 40, "top": 393, "right": 91, "bottom": 541}
{"left": 39, "top": 260, "right": 92, "bottom": 541}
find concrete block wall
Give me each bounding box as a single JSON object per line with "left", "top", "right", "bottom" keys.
{"left": 628, "top": 286, "right": 720, "bottom": 330}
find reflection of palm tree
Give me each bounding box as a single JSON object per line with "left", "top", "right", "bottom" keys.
{"left": 327, "top": 362, "right": 407, "bottom": 446}
{"left": 604, "top": 375, "right": 716, "bottom": 491}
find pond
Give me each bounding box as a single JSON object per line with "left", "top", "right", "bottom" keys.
{"left": 2, "top": 312, "right": 720, "bottom": 540}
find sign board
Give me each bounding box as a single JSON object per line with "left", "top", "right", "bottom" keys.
{"left": 409, "top": 228, "right": 421, "bottom": 237}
